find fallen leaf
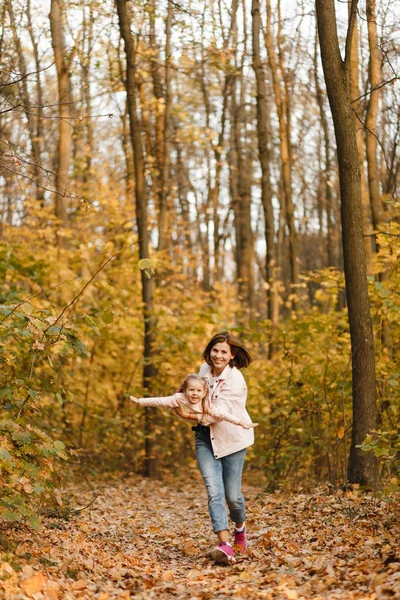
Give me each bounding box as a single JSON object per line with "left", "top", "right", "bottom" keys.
{"left": 183, "top": 540, "right": 198, "bottom": 556}
{"left": 71, "top": 579, "right": 87, "bottom": 590}
{"left": 20, "top": 571, "right": 46, "bottom": 595}
{"left": 45, "top": 580, "right": 60, "bottom": 600}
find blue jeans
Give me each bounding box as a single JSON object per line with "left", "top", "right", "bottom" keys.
{"left": 195, "top": 428, "right": 246, "bottom": 533}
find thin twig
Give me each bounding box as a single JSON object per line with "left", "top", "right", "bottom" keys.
{"left": 17, "top": 393, "right": 31, "bottom": 418}
{"left": 0, "top": 277, "right": 78, "bottom": 324}
{"left": 43, "top": 243, "right": 136, "bottom": 335}
{"left": 75, "top": 493, "right": 100, "bottom": 513}
{"left": 350, "top": 76, "right": 400, "bottom": 105}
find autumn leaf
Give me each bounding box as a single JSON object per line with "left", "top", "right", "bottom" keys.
{"left": 20, "top": 571, "right": 46, "bottom": 595}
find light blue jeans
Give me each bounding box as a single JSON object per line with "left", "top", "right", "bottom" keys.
{"left": 195, "top": 427, "right": 246, "bottom": 533}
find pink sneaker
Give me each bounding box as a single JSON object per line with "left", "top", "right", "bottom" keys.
{"left": 234, "top": 526, "right": 247, "bottom": 553}
{"left": 211, "top": 542, "right": 236, "bottom": 564}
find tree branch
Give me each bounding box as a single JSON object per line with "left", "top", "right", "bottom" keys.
{"left": 344, "top": 0, "right": 359, "bottom": 70}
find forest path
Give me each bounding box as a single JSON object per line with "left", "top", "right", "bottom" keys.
{"left": 1, "top": 473, "right": 399, "bottom": 600}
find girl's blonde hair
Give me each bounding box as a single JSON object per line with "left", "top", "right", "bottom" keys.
{"left": 182, "top": 374, "right": 211, "bottom": 413}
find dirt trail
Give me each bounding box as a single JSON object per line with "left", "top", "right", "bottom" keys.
{"left": 1, "top": 473, "right": 399, "bottom": 599}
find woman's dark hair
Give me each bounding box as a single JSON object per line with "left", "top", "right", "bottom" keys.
{"left": 203, "top": 331, "right": 253, "bottom": 369}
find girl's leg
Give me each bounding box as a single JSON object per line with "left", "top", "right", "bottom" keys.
{"left": 195, "top": 431, "right": 229, "bottom": 535}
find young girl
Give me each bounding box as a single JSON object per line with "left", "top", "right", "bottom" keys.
{"left": 130, "top": 374, "right": 257, "bottom": 430}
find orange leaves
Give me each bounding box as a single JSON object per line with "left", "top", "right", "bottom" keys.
{"left": 20, "top": 571, "right": 46, "bottom": 596}
{"left": 1, "top": 476, "right": 399, "bottom": 600}
{"left": 182, "top": 539, "right": 198, "bottom": 556}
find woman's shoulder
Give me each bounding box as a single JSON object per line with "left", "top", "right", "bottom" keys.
{"left": 221, "top": 366, "right": 246, "bottom": 392}
{"left": 226, "top": 366, "right": 245, "bottom": 381}
{"left": 199, "top": 363, "right": 210, "bottom": 376}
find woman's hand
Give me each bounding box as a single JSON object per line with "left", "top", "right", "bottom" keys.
{"left": 239, "top": 421, "right": 258, "bottom": 429}
{"left": 130, "top": 395, "right": 141, "bottom": 404}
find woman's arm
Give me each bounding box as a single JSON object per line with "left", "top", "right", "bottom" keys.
{"left": 173, "top": 403, "right": 201, "bottom": 421}
{"left": 206, "top": 404, "right": 258, "bottom": 428}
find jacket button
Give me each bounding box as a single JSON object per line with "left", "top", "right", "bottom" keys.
{"left": 211, "top": 437, "right": 214, "bottom": 440}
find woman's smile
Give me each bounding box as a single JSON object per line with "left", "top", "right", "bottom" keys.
{"left": 210, "top": 342, "right": 234, "bottom": 375}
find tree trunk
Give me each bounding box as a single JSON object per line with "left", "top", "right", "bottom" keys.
{"left": 116, "top": 0, "right": 157, "bottom": 478}
{"left": 49, "top": 0, "right": 74, "bottom": 224}
{"left": 314, "top": 32, "right": 337, "bottom": 269}
{"left": 315, "top": 0, "right": 379, "bottom": 488}
{"left": 349, "top": 14, "right": 374, "bottom": 267}
{"left": 229, "top": 5, "right": 254, "bottom": 317}
{"left": 365, "top": 0, "right": 384, "bottom": 232}
{"left": 265, "top": 0, "right": 299, "bottom": 310}
{"left": 148, "top": 0, "right": 171, "bottom": 252}
{"left": 251, "top": 0, "right": 278, "bottom": 327}
{"left": 7, "top": 0, "right": 43, "bottom": 200}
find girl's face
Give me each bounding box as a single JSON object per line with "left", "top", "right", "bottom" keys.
{"left": 185, "top": 380, "right": 207, "bottom": 404}
{"left": 210, "top": 341, "right": 234, "bottom": 374}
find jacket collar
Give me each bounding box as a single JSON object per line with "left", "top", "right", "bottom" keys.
{"left": 205, "top": 363, "right": 233, "bottom": 381}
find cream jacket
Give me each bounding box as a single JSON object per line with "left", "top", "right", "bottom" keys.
{"left": 198, "top": 363, "right": 254, "bottom": 459}
{"left": 136, "top": 392, "right": 242, "bottom": 427}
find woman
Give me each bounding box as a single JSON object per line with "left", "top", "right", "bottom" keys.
{"left": 177, "top": 331, "right": 254, "bottom": 565}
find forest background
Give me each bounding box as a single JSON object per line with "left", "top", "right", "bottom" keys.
{"left": 0, "top": 0, "right": 399, "bottom": 529}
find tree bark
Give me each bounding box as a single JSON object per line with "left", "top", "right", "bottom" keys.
{"left": 365, "top": 0, "right": 384, "bottom": 231}
{"left": 251, "top": 0, "right": 278, "bottom": 326}
{"left": 265, "top": 0, "right": 299, "bottom": 309}
{"left": 229, "top": 2, "right": 254, "bottom": 316}
{"left": 7, "top": 0, "right": 43, "bottom": 201}
{"left": 349, "top": 13, "right": 374, "bottom": 266}
{"left": 148, "top": 0, "right": 171, "bottom": 252}
{"left": 116, "top": 0, "right": 157, "bottom": 478}
{"left": 49, "top": 0, "right": 75, "bottom": 224}
{"left": 314, "top": 29, "right": 340, "bottom": 269}
{"left": 315, "top": 0, "right": 379, "bottom": 488}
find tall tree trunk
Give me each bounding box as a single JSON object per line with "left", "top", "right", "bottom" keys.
{"left": 251, "top": 0, "right": 278, "bottom": 327}
{"left": 7, "top": 0, "right": 43, "bottom": 200}
{"left": 314, "top": 28, "right": 341, "bottom": 269}
{"left": 365, "top": 0, "right": 391, "bottom": 349}
{"left": 349, "top": 14, "right": 374, "bottom": 267}
{"left": 265, "top": 0, "right": 299, "bottom": 309}
{"left": 82, "top": 2, "right": 94, "bottom": 200}
{"left": 316, "top": 0, "right": 379, "bottom": 488}
{"left": 121, "top": 99, "right": 135, "bottom": 201}
{"left": 26, "top": 0, "right": 44, "bottom": 203}
{"left": 49, "top": 0, "right": 75, "bottom": 225}
{"left": 230, "top": 2, "right": 254, "bottom": 317}
{"left": 116, "top": 0, "right": 157, "bottom": 478}
{"left": 148, "top": 0, "right": 171, "bottom": 252}
{"left": 365, "top": 0, "right": 384, "bottom": 232}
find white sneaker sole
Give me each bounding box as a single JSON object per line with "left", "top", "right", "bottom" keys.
{"left": 211, "top": 548, "right": 236, "bottom": 564}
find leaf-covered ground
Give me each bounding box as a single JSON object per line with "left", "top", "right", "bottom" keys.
{"left": 1, "top": 472, "right": 399, "bottom": 599}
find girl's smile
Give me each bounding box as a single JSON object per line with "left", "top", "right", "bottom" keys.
{"left": 185, "top": 381, "right": 207, "bottom": 404}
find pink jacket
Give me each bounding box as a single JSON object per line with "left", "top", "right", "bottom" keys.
{"left": 136, "top": 392, "right": 243, "bottom": 427}
{"left": 198, "top": 363, "right": 254, "bottom": 459}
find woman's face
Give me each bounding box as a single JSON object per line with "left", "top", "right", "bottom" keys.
{"left": 210, "top": 341, "right": 234, "bottom": 374}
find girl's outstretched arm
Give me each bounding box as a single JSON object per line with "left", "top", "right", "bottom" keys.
{"left": 129, "top": 394, "right": 182, "bottom": 408}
